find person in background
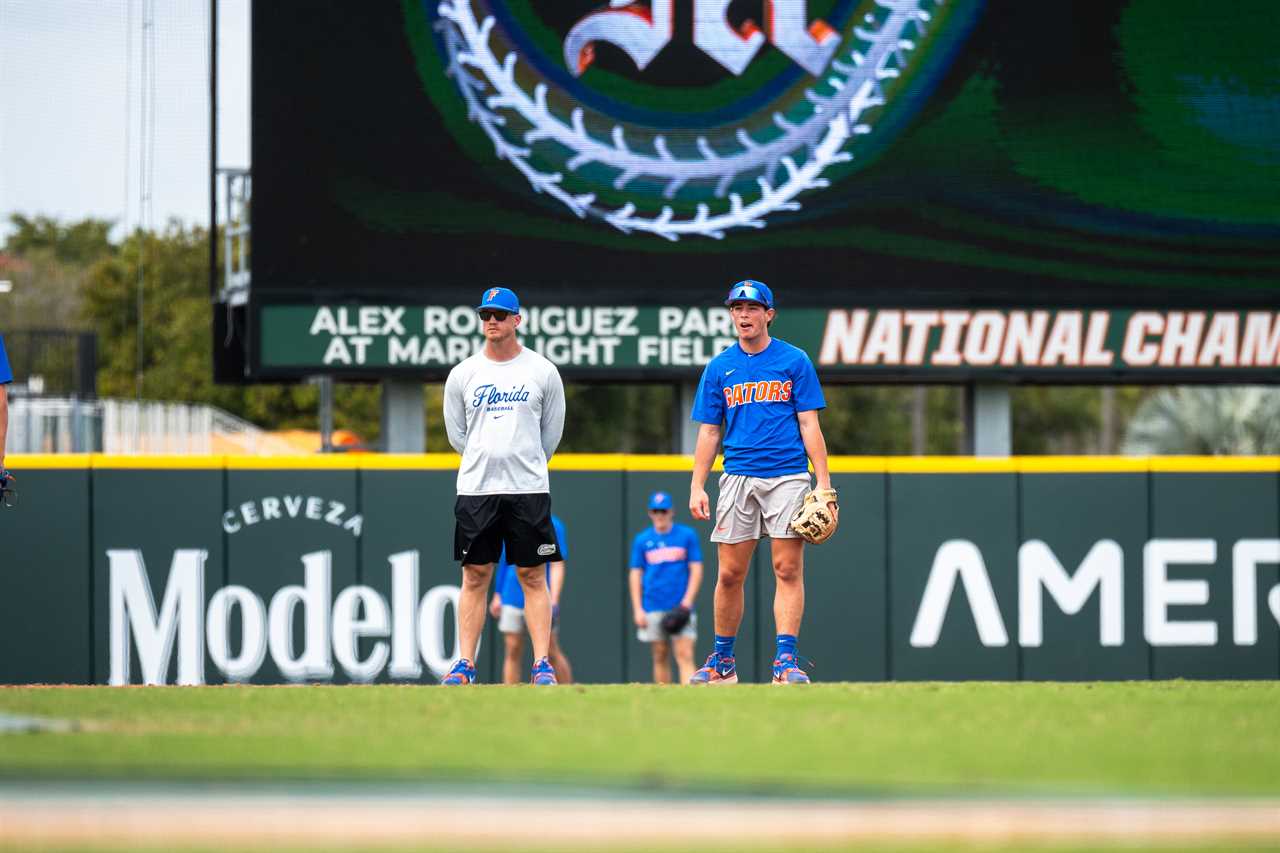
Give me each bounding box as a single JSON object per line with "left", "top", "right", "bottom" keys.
{"left": 629, "top": 491, "right": 703, "bottom": 684}
{"left": 0, "top": 333, "right": 13, "bottom": 505}
{"left": 490, "top": 514, "right": 574, "bottom": 684}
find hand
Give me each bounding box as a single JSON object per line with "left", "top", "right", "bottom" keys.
{"left": 634, "top": 611, "right": 647, "bottom": 628}
{"left": 690, "top": 487, "right": 710, "bottom": 521}
{"left": 489, "top": 594, "right": 502, "bottom": 619}
{"left": 818, "top": 482, "right": 839, "bottom": 524}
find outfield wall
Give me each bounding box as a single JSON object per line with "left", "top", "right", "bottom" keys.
{"left": 2, "top": 454, "right": 1278, "bottom": 685}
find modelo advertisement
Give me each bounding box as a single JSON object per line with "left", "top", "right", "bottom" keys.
{"left": 2, "top": 461, "right": 1278, "bottom": 684}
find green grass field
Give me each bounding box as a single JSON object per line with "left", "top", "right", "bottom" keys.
{"left": 2, "top": 682, "right": 1278, "bottom": 852}
{"left": 1, "top": 681, "right": 1277, "bottom": 795}
{"left": 2, "top": 840, "right": 1280, "bottom": 845}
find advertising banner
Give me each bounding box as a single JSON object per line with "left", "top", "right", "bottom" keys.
{"left": 2, "top": 456, "right": 1278, "bottom": 684}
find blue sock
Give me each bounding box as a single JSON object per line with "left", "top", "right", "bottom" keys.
{"left": 776, "top": 634, "right": 798, "bottom": 659}
{"left": 714, "top": 634, "right": 736, "bottom": 659}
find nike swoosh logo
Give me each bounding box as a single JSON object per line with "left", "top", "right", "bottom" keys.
{"left": 725, "top": 369, "right": 736, "bottom": 376}
{"left": 493, "top": 414, "right": 505, "bottom": 419}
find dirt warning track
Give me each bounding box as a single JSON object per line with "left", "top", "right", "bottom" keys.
{"left": 2, "top": 788, "right": 1278, "bottom": 848}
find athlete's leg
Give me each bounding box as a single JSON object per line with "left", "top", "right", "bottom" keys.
{"left": 502, "top": 631, "right": 524, "bottom": 684}
{"left": 549, "top": 633, "right": 574, "bottom": 684}
{"left": 516, "top": 565, "right": 552, "bottom": 663}
{"left": 458, "top": 562, "right": 496, "bottom": 665}
{"left": 673, "top": 636, "right": 696, "bottom": 684}
{"left": 651, "top": 638, "right": 672, "bottom": 684}
{"left": 771, "top": 537, "right": 805, "bottom": 635}
{"left": 714, "top": 539, "right": 757, "bottom": 637}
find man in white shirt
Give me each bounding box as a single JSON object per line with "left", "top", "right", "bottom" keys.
{"left": 440, "top": 287, "right": 566, "bottom": 685}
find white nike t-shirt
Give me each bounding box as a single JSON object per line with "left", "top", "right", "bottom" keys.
{"left": 443, "top": 346, "right": 566, "bottom": 495}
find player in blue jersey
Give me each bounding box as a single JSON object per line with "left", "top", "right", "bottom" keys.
{"left": 489, "top": 514, "right": 574, "bottom": 683}
{"left": 628, "top": 491, "right": 704, "bottom": 684}
{"left": 0, "top": 333, "right": 12, "bottom": 506}
{"left": 688, "top": 280, "right": 836, "bottom": 685}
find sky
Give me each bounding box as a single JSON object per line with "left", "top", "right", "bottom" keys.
{"left": 0, "top": 0, "right": 249, "bottom": 242}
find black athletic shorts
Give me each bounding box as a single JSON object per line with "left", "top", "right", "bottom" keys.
{"left": 454, "top": 493, "right": 563, "bottom": 567}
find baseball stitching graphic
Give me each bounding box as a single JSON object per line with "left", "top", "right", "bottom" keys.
{"left": 434, "top": 0, "right": 942, "bottom": 240}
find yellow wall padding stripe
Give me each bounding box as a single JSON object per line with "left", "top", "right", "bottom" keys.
{"left": 6, "top": 453, "right": 1280, "bottom": 474}
{"left": 225, "top": 454, "right": 382, "bottom": 470}
{"left": 881, "top": 457, "right": 1022, "bottom": 474}
{"left": 1015, "top": 456, "right": 1149, "bottom": 473}
{"left": 550, "top": 454, "right": 725, "bottom": 472}
{"left": 827, "top": 457, "right": 893, "bottom": 473}
{"left": 3, "top": 453, "right": 94, "bottom": 469}
{"left": 1148, "top": 456, "right": 1280, "bottom": 473}
{"left": 91, "top": 454, "right": 225, "bottom": 469}
{"left": 354, "top": 453, "right": 462, "bottom": 470}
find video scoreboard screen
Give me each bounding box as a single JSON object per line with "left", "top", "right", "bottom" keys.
{"left": 243, "top": 0, "right": 1280, "bottom": 380}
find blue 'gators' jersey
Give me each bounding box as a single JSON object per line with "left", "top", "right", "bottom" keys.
{"left": 629, "top": 523, "right": 702, "bottom": 613}
{"left": 495, "top": 515, "right": 567, "bottom": 609}
{"left": 691, "top": 338, "right": 825, "bottom": 477}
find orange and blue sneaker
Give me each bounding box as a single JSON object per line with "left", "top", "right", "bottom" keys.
{"left": 689, "top": 652, "right": 738, "bottom": 685}
{"left": 531, "top": 656, "right": 558, "bottom": 685}
{"left": 772, "top": 652, "right": 811, "bottom": 684}
{"left": 441, "top": 658, "right": 477, "bottom": 685}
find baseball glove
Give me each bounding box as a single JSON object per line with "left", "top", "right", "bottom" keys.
{"left": 789, "top": 487, "right": 838, "bottom": 544}
{"left": 0, "top": 470, "right": 14, "bottom": 509}
{"left": 660, "top": 605, "right": 691, "bottom": 635}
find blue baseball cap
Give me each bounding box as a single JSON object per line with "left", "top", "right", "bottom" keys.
{"left": 724, "top": 279, "right": 774, "bottom": 309}
{"left": 647, "top": 491, "right": 673, "bottom": 511}
{"left": 477, "top": 286, "right": 520, "bottom": 314}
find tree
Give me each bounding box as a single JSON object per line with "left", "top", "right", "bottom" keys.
{"left": 4, "top": 216, "right": 1180, "bottom": 456}
{"left": 1, "top": 214, "right": 116, "bottom": 333}
{"left": 82, "top": 222, "right": 383, "bottom": 441}
{"left": 1123, "top": 386, "right": 1280, "bottom": 455}
{"left": 5, "top": 214, "right": 115, "bottom": 266}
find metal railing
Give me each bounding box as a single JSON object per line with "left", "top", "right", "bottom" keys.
{"left": 218, "top": 168, "right": 251, "bottom": 307}
{"left": 7, "top": 397, "right": 297, "bottom": 455}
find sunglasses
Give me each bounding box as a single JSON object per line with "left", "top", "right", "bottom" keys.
{"left": 648, "top": 508, "right": 672, "bottom": 514}
{"left": 478, "top": 310, "right": 510, "bottom": 322}
{"left": 727, "top": 286, "right": 769, "bottom": 307}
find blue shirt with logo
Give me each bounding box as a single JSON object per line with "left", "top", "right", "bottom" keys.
{"left": 629, "top": 523, "right": 702, "bottom": 612}
{"left": 0, "top": 335, "right": 11, "bottom": 385}
{"left": 495, "top": 515, "right": 567, "bottom": 609}
{"left": 691, "top": 338, "right": 825, "bottom": 477}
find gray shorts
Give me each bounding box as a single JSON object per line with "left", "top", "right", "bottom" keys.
{"left": 498, "top": 604, "right": 559, "bottom": 634}
{"left": 711, "top": 472, "right": 810, "bottom": 544}
{"left": 637, "top": 610, "right": 698, "bottom": 643}
{"left": 498, "top": 605, "right": 525, "bottom": 634}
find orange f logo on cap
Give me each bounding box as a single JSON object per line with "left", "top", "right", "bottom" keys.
{"left": 487, "top": 288, "right": 500, "bottom": 302}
